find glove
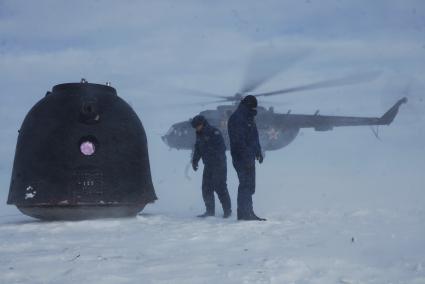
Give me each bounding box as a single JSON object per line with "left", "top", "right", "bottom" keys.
{"left": 256, "top": 153, "right": 264, "bottom": 164}
{"left": 192, "top": 161, "right": 198, "bottom": 171}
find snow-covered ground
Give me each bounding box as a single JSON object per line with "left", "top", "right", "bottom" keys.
{"left": 1, "top": 208, "right": 424, "bottom": 284}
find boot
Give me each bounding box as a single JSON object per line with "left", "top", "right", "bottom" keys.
{"left": 237, "top": 209, "right": 246, "bottom": 220}
{"left": 249, "top": 212, "right": 266, "bottom": 221}
{"left": 197, "top": 211, "right": 214, "bottom": 218}
{"left": 223, "top": 209, "right": 232, "bottom": 219}
{"left": 237, "top": 210, "right": 266, "bottom": 221}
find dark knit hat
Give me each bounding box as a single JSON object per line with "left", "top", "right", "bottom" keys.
{"left": 190, "top": 115, "right": 206, "bottom": 128}
{"left": 241, "top": 95, "right": 258, "bottom": 109}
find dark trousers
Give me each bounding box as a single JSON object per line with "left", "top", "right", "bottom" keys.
{"left": 233, "top": 160, "right": 256, "bottom": 216}
{"left": 202, "top": 164, "right": 231, "bottom": 214}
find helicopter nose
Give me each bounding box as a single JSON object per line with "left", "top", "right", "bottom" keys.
{"left": 161, "top": 135, "right": 168, "bottom": 145}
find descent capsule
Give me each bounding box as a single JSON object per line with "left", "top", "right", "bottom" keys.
{"left": 7, "top": 81, "right": 157, "bottom": 220}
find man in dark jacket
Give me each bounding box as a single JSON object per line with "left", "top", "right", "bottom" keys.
{"left": 191, "top": 115, "right": 232, "bottom": 218}
{"left": 228, "top": 95, "right": 266, "bottom": 221}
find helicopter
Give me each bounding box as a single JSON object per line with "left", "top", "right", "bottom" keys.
{"left": 161, "top": 72, "right": 407, "bottom": 152}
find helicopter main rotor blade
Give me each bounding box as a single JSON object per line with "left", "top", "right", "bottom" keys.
{"left": 239, "top": 47, "right": 310, "bottom": 94}
{"left": 159, "top": 99, "right": 231, "bottom": 108}
{"left": 186, "top": 99, "right": 231, "bottom": 105}
{"left": 251, "top": 71, "right": 382, "bottom": 98}
{"left": 173, "top": 87, "right": 230, "bottom": 99}
{"left": 259, "top": 100, "right": 290, "bottom": 107}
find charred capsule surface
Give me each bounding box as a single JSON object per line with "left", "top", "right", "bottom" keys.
{"left": 7, "top": 81, "right": 157, "bottom": 220}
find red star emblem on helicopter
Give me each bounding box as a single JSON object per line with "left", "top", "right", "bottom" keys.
{"left": 266, "top": 128, "right": 280, "bottom": 140}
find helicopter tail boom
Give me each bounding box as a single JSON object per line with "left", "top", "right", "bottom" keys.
{"left": 273, "top": 97, "right": 407, "bottom": 130}
{"left": 378, "top": 97, "right": 408, "bottom": 125}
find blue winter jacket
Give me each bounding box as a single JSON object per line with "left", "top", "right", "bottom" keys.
{"left": 227, "top": 103, "right": 262, "bottom": 165}
{"left": 192, "top": 122, "right": 227, "bottom": 167}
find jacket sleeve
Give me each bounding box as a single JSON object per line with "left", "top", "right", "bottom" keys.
{"left": 253, "top": 123, "right": 262, "bottom": 157}
{"left": 192, "top": 138, "right": 201, "bottom": 164}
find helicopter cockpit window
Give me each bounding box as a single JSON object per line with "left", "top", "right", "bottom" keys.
{"left": 165, "top": 126, "right": 175, "bottom": 136}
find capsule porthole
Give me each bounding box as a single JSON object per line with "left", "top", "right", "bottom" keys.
{"left": 80, "top": 141, "right": 95, "bottom": 156}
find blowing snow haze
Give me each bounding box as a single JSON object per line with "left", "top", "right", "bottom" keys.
{"left": 0, "top": 1, "right": 424, "bottom": 282}
{"left": 1, "top": 0, "right": 423, "bottom": 215}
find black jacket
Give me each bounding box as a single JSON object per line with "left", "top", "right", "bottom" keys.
{"left": 227, "top": 104, "right": 262, "bottom": 164}
{"left": 192, "top": 122, "right": 227, "bottom": 167}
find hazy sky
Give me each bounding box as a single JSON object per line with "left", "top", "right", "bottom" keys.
{"left": 0, "top": 0, "right": 424, "bottom": 217}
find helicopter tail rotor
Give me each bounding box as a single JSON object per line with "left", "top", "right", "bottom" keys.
{"left": 379, "top": 97, "right": 408, "bottom": 125}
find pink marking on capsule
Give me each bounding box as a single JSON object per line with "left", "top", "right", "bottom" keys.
{"left": 80, "top": 141, "right": 95, "bottom": 156}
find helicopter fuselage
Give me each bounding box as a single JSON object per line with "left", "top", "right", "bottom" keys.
{"left": 162, "top": 105, "right": 299, "bottom": 152}
{"left": 161, "top": 97, "right": 407, "bottom": 152}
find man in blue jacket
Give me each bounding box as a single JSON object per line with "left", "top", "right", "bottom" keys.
{"left": 191, "top": 115, "right": 232, "bottom": 218}
{"left": 228, "top": 95, "right": 266, "bottom": 221}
